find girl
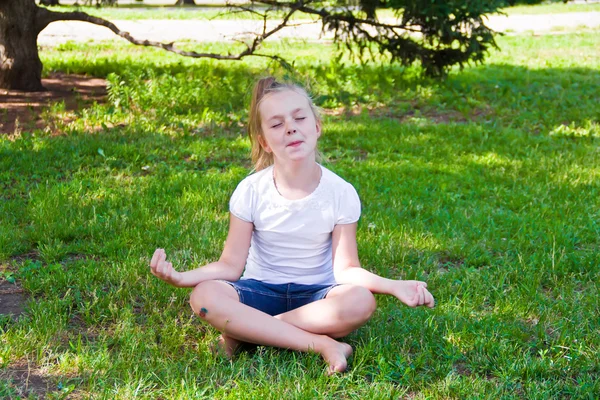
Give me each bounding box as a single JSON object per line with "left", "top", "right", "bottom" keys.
{"left": 150, "top": 77, "right": 434, "bottom": 374}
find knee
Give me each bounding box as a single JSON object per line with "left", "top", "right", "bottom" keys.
{"left": 344, "top": 286, "right": 377, "bottom": 322}
{"left": 189, "top": 280, "right": 222, "bottom": 317}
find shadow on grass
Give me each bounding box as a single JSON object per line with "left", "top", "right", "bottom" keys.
{"left": 0, "top": 59, "right": 599, "bottom": 396}
{"left": 42, "top": 47, "right": 600, "bottom": 129}
{"left": 1, "top": 61, "right": 598, "bottom": 259}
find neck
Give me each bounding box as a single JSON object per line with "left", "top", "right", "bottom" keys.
{"left": 272, "top": 158, "right": 321, "bottom": 198}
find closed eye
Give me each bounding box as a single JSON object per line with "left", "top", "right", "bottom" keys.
{"left": 295, "top": 117, "right": 306, "bottom": 121}
{"left": 271, "top": 123, "right": 283, "bottom": 128}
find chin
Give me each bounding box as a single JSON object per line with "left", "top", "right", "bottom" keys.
{"left": 291, "top": 154, "right": 316, "bottom": 163}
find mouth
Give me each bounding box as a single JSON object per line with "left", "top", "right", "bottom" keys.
{"left": 287, "top": 141, "right": 303, "bottom": 147}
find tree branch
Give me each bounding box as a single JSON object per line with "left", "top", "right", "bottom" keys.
{"left": 34, "top": 5, "right": 300, "bottom": 63}
{"left": 253, "top": 0, "right": 422, "bottom": 33}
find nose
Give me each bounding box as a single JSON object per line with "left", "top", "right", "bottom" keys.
{"left": 286, "top": 122, "right": 296, "bottom": 135}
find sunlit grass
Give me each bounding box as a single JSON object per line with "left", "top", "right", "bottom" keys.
{"left": 43, "top": 2, "right": 600, "bottom": 21}
{"left": 501, "top": 2, "right": 600, "bottom": 15}
{"left": 1, "top": 31, "right": 599, "bottom": 398}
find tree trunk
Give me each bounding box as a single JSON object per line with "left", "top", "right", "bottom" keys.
{"left": 175, "top": 0, "right": 196, "bottom": 5}
{"left": 0, "top": 0, "right": 45, "bottom": 91}
{"left": 40, "top": 0, "right": 60, "bottom": 6}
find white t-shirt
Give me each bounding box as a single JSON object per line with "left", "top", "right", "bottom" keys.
{"left": 229, "top": 164, "right": 361, "bottom": 285}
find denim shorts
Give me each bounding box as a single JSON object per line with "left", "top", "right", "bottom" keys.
{"left": 221, "top": 278, "right": 338, "bottom": 316}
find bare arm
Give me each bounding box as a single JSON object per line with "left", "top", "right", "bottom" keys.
{"left": 332, "top": 223, "right": 434, "bottom": 308}
{"left": 150, "top": 214, "right": 253, "bottom": 288}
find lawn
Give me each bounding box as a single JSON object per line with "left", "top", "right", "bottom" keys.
{"left": 44, "top": 2, "right": 600, "bottom": 21}
{"left": 1, "top": 28, "right": 599, "bottom": 398}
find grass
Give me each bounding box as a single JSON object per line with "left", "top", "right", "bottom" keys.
{"left": 45, "top": 4, "right": 317, "bottom": 21}
{"left": 1, "top": 30, "right": 600, "bottom": 398}
{"left": 501, "top": 2, "right": 600, "bottom": 15}
{"left": 44, "top": 2, "right": 600, "bottom": 21}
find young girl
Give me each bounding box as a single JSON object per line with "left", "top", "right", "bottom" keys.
{"left": 149, "top": 77, "right": 434, "bottom": 374}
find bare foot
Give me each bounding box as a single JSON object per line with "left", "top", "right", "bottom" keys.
{"left": 319, "top": 340, "right": 353, "bottom": 375}
{"left": 212, "top": 334, "right": 242, "bottom": 358}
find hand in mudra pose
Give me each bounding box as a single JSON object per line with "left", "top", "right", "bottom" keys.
{"left": 150, "top": 248, "right": 181, "bottom": 286}
{"left": 393, "top": 280, "right": 435, "bottom": 308}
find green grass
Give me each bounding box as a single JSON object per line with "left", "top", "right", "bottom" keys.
{"left": 501, "top": 2, "right": 600, "bottom": 15}
{"left": 46, "top": 4, "right": 320, "bottom": 21}
{"left": 379, "top": 2, "right": 600, "bottom": 19}
{"left": 1, "top": 31, "right": 600, "bottom": 398}
{"left": 44, "top": 2, "right": 600, "bottom": 21}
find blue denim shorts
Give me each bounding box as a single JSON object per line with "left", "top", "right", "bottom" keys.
{"left": 221, "top": 279, "right": 338, "bottom": 316}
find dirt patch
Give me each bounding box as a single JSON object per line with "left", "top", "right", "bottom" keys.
{"left": 0, "top": 360, "right": 51, "bottom": 398}
{"left": 437, "top": 252, "right": 466, "bottom": 270}
{"left": 454, "top": 361, "right": 472, "bottom": 376}
{"left": 10, "top": 250, "right": 40, "bottom": 264}
{"left": 0, "top": 281, "right": 26, "bottom": 318}
{"left": 0, "top": 73, "right": 107, "bottom": 135}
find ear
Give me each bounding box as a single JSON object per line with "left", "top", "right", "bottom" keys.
{"left": 316, "top": 120, "right": 322, "bottom": 139}
{"left": 258, "top": 135, "right": 272, "bottom": 153}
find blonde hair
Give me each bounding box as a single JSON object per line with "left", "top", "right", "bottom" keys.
{"left": 248, "top": 77, "right": 322, "bottom": 171}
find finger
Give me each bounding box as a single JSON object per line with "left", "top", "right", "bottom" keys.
{"left": 424, "top": 289, "right": 435, "bottom": 308}
{"left": 418, "top": 285, "right": 426, "bottom": 306}
{"left": 159, "top": 249, "right": 167, "bottom": 264}
{"left": 409, "top": 284, "right": 420, "bottom": 307}
{"left": 154, "top": 249, "right": 164, "bottom": 269}
{"left": 157, "top": 261, "right": 167, "bottom": 278}
{"left": 150, "top": 248, "right": 161, "bottom": 269}
{"left": 163, "top": 261, "right": 175, "bottom": 279}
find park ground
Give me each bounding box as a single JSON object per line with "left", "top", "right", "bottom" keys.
{"left": 4, "top": 3, "right": 600, "bottom": 135}
{"left": 1, "top": 3, "right": 599, "bottom": 399}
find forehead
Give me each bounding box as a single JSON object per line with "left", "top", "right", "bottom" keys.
{"left": 259, "top": 89, "right": 311, "bottom": 119}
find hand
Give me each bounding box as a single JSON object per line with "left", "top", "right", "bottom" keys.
{"left": 392, "top": 280, "right": 435, "bottom": 308}
{"left": 150, "top": 248, "right": 182, "bottom": 286}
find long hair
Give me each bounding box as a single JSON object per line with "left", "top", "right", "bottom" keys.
{"left": 248, "top": 77, "right": 322, "bottom": 171}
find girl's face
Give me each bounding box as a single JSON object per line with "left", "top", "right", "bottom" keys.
{"left": 258, "top": 89, "right": 321, "bottom": 164}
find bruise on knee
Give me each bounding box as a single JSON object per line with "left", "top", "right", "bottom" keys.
{"left": 198, "top": 307, "right": 208, "bottom": 318}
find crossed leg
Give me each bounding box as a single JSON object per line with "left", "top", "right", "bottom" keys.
{"left": 275, "top": 284, "right": 377, "bottom": 338}
{"left": 189, "top": 281, "right": 376, "bottom": 373}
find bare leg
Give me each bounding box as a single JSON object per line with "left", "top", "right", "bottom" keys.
{"left": 214, "top": 285, "right": 374, "bottom": 356}
{"left": 190, "top": 280, "right": 353, "bottom": 373}
{"left": 217, "top": 284, "right": 375, "bottom": 355}
{"left": 193, "top": 282, "right": 244, "bottom": 358}
{"left": 275, "top": 285, "right": 377, "bottom": 338}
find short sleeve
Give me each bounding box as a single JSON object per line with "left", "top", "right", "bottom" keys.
{"left": 336, "top": 184, "right": 361, "bottom": 224}
{"left": 229, "top": 179, "right": 254, "bottom": 222}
